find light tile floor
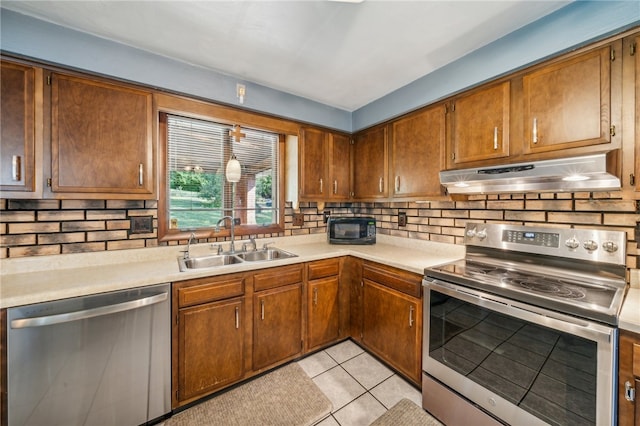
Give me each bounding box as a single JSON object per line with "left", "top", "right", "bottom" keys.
{"left": 297, "top": 340, "right": 422, "bottom": 426}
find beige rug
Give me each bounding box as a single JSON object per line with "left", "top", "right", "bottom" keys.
{"left": 370, "top": 398, "right": 443, "bottom": 426}
{"left": 165, "top": 362, "right": 332, "bottom": 426}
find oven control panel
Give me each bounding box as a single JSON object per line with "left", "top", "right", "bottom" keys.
{"left": 464, "top": 223, "right": 626, "bottom": 265}
{"left": 502, "top": 230, "right": 559, "bottom": 247}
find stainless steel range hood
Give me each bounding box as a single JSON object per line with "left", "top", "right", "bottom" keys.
{"left": 440, "top": 152, "right": 620, "bottom": 194}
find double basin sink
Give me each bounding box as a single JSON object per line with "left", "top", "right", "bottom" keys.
{"left": 178, "top": 247, "right": 297, "bottom": 272}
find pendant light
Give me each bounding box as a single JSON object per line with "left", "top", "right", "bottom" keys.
{"left": 225, "top": 154, "right": 241, "bottom": 183}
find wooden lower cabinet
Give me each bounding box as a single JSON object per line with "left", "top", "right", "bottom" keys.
{"left": 619, "top": 329, "right": 640, "bottom": 425}
{"left": 172, "top": 273, "right": 248, "bottom": 406}
{"left": 252, "top": 264, "right": 304, "bottom": 371}
{"left": 307, "top": 258, "right": 341, "bottom": 351}
{"left": 253, "top": 283, "right": 303, "bottom": 371}
{"left": 359, "top": 261, "right": 423, "bottom": 386}
{"left": 171, "top": 257, "right": 426, "bottom": 409}
{"left": 178, "top": 298, "right": 244, "bottom": 401}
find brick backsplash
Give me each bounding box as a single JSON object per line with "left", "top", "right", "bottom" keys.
{"left": 1, "top": 193, "right": 639, "bottom": 274}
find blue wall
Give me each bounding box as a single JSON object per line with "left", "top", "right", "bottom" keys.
{"left": 2, "top": 2, "right": 639, "bottom": 133}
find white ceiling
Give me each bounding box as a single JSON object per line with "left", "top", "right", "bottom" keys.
{"left": 2, "top": 1, "right": 570, "bottom": 111}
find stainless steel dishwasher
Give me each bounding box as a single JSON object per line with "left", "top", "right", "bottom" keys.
{"left": 7, "top": 283, "right": 171, "bottom": 426}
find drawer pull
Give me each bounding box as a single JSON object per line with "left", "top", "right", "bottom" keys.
{"left": 319, "top": 178, "right": 323, "bottom": 194}
{"left": 313, "top": 288, "right": 318, "bottom": 306}
{"left": 235, "top": 306, "right": 240, "bottom": 329}
{"left": 532, "top": 118, "right": 538, "bottom": 144}
{"left": 493, "top": 127, "right": 498, "bottom": 150}
{"left": 138, "top": 163, "right": 144, "bottom": 186}
{"left": 260, "top": 300, "right": 265, "bottom": 320}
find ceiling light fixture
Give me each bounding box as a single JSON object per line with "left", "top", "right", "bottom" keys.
{"left": 236, "top": 83, "right": 246, "bottom": 104}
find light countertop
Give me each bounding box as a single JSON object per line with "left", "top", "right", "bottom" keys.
{"left": 2, "top": 233, "right": 639, "bottom": 334}
{"left": 0, "top": 234, "right": 464, "bottom": 309}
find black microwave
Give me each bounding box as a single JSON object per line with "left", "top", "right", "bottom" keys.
{"left": 327, "top": 217, "right": 376, "bottom": 245}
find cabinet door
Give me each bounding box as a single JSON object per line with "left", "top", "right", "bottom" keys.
{"left": 523, "top": 46, "right": 612, "bottom": 154}
{"left": 329, "top": 133, "right": 351, "bottom": 200}
{"left": 253, "top": 283, "right": 302, "bottom": 370}
{"left": 178, "top": 298, "right": 244, "bottom": 402}
{"left": 450, "top": 81, "right": 510, "bottom": 166}
{"left": 1, "top": 60, "right": 37, "bottom": 193}
{"left": 50, "top": 73, "right": 154, "bottom": 197}
{"left": 619, "top": 330, "right": 640, "bottom": 426}
{"left": 307, "top": 276, "right": 340, "bottom": 351}
{"left": 635, "top": 35, "right": 640, "bottom": 192}
{"left": 352, "top": 126, "right": 388, "bottom": 199}
{"left": 299, "top": 127, "right": 327, "bottom": 199}
{"left": 392, "top": 105, "right": 445, "bottom": 198}
{"left": 362, "top": 279, "right": 421, "bottom": 384}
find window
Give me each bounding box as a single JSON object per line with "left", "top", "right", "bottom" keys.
{"left": 159, "top": 113, "right": 283, "bottom": 240}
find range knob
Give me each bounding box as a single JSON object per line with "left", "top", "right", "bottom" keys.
{"left": 565, "top": 237, "right": 580, "bottom": 250}
{"left": 602, "top": 241, "right": 619, "bottom": 253}
{"left": 466, "top": 227, "right": 477, "bottom": 238}
{"left": 583, "top": 240, "right": 598, "bottom": 251}
{"left": 476, "top": 229, "right": 487, "bottom": 240}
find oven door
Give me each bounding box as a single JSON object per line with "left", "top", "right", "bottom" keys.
{"left": 423, "top": 278, "right": 617, "bottom": 426}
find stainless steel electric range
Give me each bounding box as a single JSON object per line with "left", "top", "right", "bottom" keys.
{"left": 422, "top": 223, "right": 628, "bottom": 426}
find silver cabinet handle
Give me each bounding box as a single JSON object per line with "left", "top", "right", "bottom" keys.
{"left": 11, "top": 292, "right": 168, "bottom": 329}
{"left": 395, "top": 176, "right": 400, "bottom": 192}
{"left": 12, "top": 155, "right": 21, "bottom": 181}
{"left": 260, "top": 300, "right": 265, "bottom": 320}
{"left": 625, "top": 381, "right": 636, "bottom": 402}
{"left": 138, "top": 163, "right": 144, "bottom": 186}
{"left": 532, "top": 118, "right": 538, "bottom": 144}
{"left": 378, "top": 177, "right": 383, "bottom": 193}
{"left": 333, "top": 180, "right": 337, "bottom": 194}
{"left": 313, "top": 288, "right": 318, "bottom": 306}
{"left": 235, "top": 306, "right": 240, "bottom": 329}
{"left": 409, "top": 305, "right": 414, "bottom": 327}
{"left": 319, "top": 178, "right": 323, "bottom": 194}
{"left": 493, "top": 127, "right": 498, "bottom": 150}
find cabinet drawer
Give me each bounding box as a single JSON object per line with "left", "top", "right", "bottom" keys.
{"left": 308, "top": 258, "right": 340, "bottom": 280}
{"left": 363, "top": 261, "right": 422, "bottom": 298}
{"left": 176, "top": 275, "right": 245, "bottom": 307}
{"left": 254, "top": 264, "right": 303, "bottom": 292}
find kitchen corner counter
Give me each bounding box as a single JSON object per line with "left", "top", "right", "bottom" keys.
{"left": 620, "top": 288, "right": 640, "bottom": 334}
{"left": 0, "top": 234, "right": 465, "bottom": 309}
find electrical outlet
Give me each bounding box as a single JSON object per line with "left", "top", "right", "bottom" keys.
{"left": 398, "top": 211, "right": 407, "bottom": 227}
{"left": 636, "top": 222, "right": 640, "bottom": 248}
{"left": 130, "top": 216, "right": 153, "bottom": 234}
{"left": 293, "top": 213, "right": 304, "bottom": 226}
{"left": 323, "top": 210, "right": 331, "bottom": 223}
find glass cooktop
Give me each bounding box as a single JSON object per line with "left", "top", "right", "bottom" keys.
{"left": 426, "top": 259, "right": 626, "bottom": 325}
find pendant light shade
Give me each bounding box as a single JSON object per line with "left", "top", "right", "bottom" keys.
{"left": 225, "top": 155, "right": 242, "bottom": 182}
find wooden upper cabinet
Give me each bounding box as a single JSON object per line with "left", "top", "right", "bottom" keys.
{"left": 634, "top": 34, "right": 640, "bottom": 192}
{"left": 391, "top": 105, "right": 445, "bottom": 198}
{"left": 50, "top": 72, "right": 154, "bottom": 198}
{"left": 329, "top": 133, "right": 351, "bottom": 200}
{"left": 449, "top": 81, "right": 510, "bottom": 167}
{"left": 299, "top": 127, "right": 350, "bottom": 201}
{"left": 299, "top": 127, "right": 326, "bottom": 199}
{"left": 0, "top": 60, "right": 39, "bottom": 194}
{"left": 352, "top": 125, "right": 388, "bottom": 200}
{"left": 522, "top": 45, "right": 613, "bottom": 154}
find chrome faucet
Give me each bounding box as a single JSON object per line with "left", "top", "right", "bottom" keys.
{"left": 183, "top": 232, "right": 196, "bottom": 259}
{"left": 215, "top": 216, "right": 236, "bottom": 253}
{"left": 242, "top": 236, "right": 257, "bottom": 252}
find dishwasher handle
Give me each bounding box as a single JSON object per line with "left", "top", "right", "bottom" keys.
{"left": 10, "top": 292, "right": 168, "bottom": 329}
